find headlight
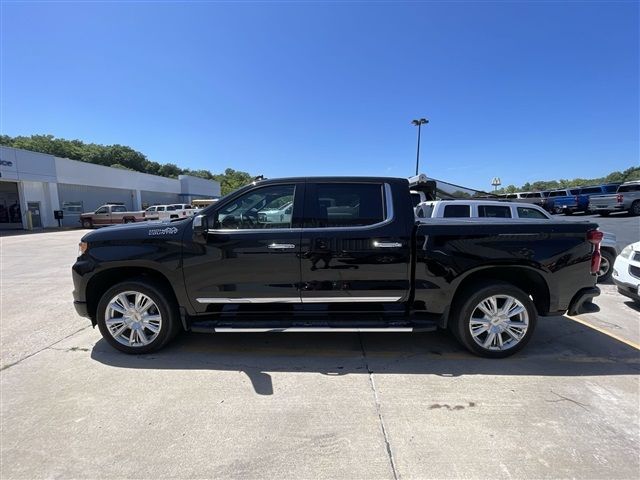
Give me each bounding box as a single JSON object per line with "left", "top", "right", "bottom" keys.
{"left": 620, "top": 245, "right": 634, "bottom": 259}
{"left": 78, "top": 242, "right": 88, "bottom": 256}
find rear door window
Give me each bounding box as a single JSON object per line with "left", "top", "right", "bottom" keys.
{"left": 442, "top": 204, "right": 470, "bottom": 218}
{"left": 619, "top": 184, "right": 640, "bottom": 192}
{"left": 580, "top": 187, "right": 602, "bottom": 195}
{"left": 478, "top": 205, "right": 511, "bottom": 218}
{"left": 517, "top": 207, "right": 548, "bottom": 219}
{"left": 112, "top": 205, "right": 127, "bottom": 213}
{"left": 304, "top": 183, "right": 385, "bottom": 228}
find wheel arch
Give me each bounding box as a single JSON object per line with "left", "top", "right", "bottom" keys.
{"left": 86, "top": 266, "right": 179, "bottom": 325}
{"left": 442, "top": 266, "right": 550, "bottom": 328}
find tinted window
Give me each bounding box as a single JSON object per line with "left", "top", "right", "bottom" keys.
{"left": 517, "top": 207, "right": 548, "bottom": 219}
{"left": 443, "top": 204, "right": 470, "bottom": 218}
{"left": 112, "top": 205, "right": 127, "bottom": 213}
{"left": 619, "top": 184, "right": 640, "bottom": 192}
{"left": 95, "top": 207, "right": 108, "bottom": 214}
{"left": 505, "top": 194, "right": 517, "bottom": 199}
{"left": 478, "top": 205, "right": 511, "bottom": 218}
{"left": 580, "top": 187, "right": 601, "bottom": 195}
{"left": 569, "top": 189, "right": 581, "bottom": 195}
{"left": 603, "top": 185, "right": 619, "bottom": 193}
{"left": 145, "top": 206, "right": 156, "bottom": 212}
{"left": 549, "top": 191, "right": 567, "bottom": 197}
{"left": 524, "top": 193, "right": 541, "bottom": 198}
{"left": 306, "top": 183, "right": 384, "bottom": 228}
{"left": 410, "top": 193, "right": 421, "bottom": 207}
{"left": 216, "top": 184, "right": 295, "bottom": 229}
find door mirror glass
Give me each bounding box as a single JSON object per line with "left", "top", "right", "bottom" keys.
{"left": 193, "top": 214, "right": 208, "bottom": 234}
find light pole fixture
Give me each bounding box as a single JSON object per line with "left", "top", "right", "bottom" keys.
{"left": 411, "top": 118, "right": 429, "bottom": 175}
{"left": 491, "top": 177, "right": 502, "bottom": 192}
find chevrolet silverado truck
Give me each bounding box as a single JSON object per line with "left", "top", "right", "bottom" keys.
{"left": 590, "top": 181, "right": 640, "bottom": 216}
{"left": 80, "top": 204, "right": 147, "bottom": 228}
{"left": 72, "top": 176, "right": 602, "bottom": 358}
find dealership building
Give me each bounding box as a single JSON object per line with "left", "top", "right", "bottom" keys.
{"left": 0, "top": 146, "right": 221, "bottom": 230}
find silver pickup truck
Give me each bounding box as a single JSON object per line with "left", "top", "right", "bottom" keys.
{"left": 590, "top": 181, "right": 640, "bottom": 216}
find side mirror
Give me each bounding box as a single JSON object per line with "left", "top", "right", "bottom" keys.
{"left": 193, "top": 214, "right": 208, "bottom": 235}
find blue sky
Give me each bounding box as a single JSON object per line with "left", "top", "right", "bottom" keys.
{"left": 1, "top": 1, "right": 638, "bottom": 190}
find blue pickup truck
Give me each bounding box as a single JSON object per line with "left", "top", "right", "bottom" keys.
{"left": 546, "top": 185, "right": 620, "bottom": 215}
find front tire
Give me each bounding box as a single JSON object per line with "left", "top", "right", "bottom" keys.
{"left": 96, "top": 279, "right": 180, "bottom": 354}
{"left": 82, "top": 219, "right": 93, "bottom": 228}
{"left": 449, "top": 282, "right": 537, "bottom": 358}
{"left": 598, "top": 211, "right": 610, "bottom": 217}
{"left": 631, "top": 201, "right": 640, "bottom": 216}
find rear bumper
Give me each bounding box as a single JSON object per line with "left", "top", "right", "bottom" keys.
{"left": 567, "top": 287, "right": 600, "bottom": 315}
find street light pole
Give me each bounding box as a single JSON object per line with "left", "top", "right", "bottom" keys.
{"left": 411, "top": 118, "right": 429, "bottom": 175}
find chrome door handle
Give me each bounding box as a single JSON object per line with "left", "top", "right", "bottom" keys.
{"left": 373, "top": 241, "right": 403, "bottom": 248}
{"left": 268, "top": 243, "right": 296, "bottom": 249}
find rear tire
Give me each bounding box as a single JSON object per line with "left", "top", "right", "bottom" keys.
{"left": 96, "top": 279, "right": 181, "bottom": 354}
{"left": 449, "top": 281, "right": 537, "bottom": 358}
{"left": 597, "top": 249, "right": 615, "bottom": 283}
{"left": 598, "top": 211, "right": 610, "bottom": 217}
{"left": 631, "top": 201, "right": 640, "bottom": 216}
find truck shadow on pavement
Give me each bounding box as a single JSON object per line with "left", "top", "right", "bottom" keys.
{"left": 91, "top": 315, "right": 639, "bottom": 396}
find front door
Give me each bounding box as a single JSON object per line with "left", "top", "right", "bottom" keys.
{"left": 300, "top": 182, "right": 411, "bottom": 304}
{"left": 183, "top": 182, "right": 304, "bottom": 311}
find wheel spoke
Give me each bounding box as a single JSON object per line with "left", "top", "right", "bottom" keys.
{"left": 500, "top": 297, "right": 516, "bottom": 315}
{"left": 507, "top": 304, "right": 525, "bottom": 318}
{"left": 108, "top": 302, "right": 127, "bottom": 315}
{"left": 496, "top": 332, "right": 504, "bottom": 348}
{"left": 117, "top": 293, "right": 131, "bottom": 310}
{"left": 129, "top": 328, "right": 138, "bottom": 346}
{"left": 483, "top": 332, "right": 496, "bottom": 348}
{"left": 137, "top": 328, "right": 149, "bottom": 345}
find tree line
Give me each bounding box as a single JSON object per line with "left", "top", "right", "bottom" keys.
{"left": 0, "top": 134, "right": 254, "bottom": 195}
{"left": 495, "top": 166, "right": 640, "bottom": 194}
{"left": 1, "top": 134, "right": 638, "bottom": 196}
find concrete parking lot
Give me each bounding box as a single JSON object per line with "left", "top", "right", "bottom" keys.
{"left": 1, "top": 227, "right": 639, "bottom": 479}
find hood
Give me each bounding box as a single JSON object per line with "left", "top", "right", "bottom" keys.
{"left": 81, "top": 218, "right": 191, "bottom": 243}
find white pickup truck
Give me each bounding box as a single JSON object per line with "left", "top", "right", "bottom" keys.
{"left": 144, "top": 204, "right": 196, "bottom": 221}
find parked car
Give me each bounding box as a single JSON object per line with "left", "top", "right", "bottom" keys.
{"left": 612, "top": 242, "right": 640, "bottom": 304}
{"left": 545, "top": 188, "right": 586, "bottom": 215}
{"left": 73, "top": 176, "right": 602, "bottom": 358}
{"left": 258, "top": 201, "right": 293, "bottom": 224}
{"left": 80, "top": 204, "right": 146, "bottom": 228}
{"left": 589, "top": 181, "right": 640, "bottom": 216}
{"left": 416, "top": 199, "right": 551, "bottom": 219}
{"left": 414, "top": 199, "right": 617, "bottom": 283}
{"left": 145, "top": 204, "right": 195, "bottom": 221}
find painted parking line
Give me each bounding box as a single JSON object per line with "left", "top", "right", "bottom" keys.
{"left": 566, "top": 315, "right": 640, "bottom": 351}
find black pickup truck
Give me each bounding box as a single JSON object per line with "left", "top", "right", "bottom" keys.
{"left": 72, "top": 176, "right": 602, "bottom": 358}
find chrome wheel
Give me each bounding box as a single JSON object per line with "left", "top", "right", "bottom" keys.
{"left": 598, "top": 255, "right": 610, "bottom": 278}
{"left": 104, "top": 291, "right": 162, "bottom": 347}
{"left": 468, "top": 295, "right": 529, "bottom": 351}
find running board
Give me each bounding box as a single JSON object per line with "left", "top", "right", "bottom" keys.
{"left": 212, "top": 327, "right": 414, "bottom": 333}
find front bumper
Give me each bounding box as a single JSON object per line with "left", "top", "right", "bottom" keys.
{"left": 567, "top": 287, "right": 601, "bottom": 315}
{"left": 613, "top": 279, "right": 640, "bottom": 303}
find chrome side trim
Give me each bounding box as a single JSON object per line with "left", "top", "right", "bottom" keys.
{"left": 196, "top": 296, "right": 403, "bottom": 304}
{"left": 196, "top": 297, "right": 301, "bottom": 304}
{"left": 373, "top": 241, "right": 403, "bottom": 248}
{"left": 301, "top": 296, "right": 402, "bottom": 303}
{"left": 214, "top": 327, "right": 413, "bottom": 333}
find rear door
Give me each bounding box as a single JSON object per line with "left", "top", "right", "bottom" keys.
{"left": 299, "top": 181, "right": 411, "bottom": 303}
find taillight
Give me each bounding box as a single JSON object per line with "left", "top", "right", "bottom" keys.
{"left": 616, "top": 194, "right": 623, "bottom": 203}
{"left": 587, "top": 229, "right": 603, "bottom": 274}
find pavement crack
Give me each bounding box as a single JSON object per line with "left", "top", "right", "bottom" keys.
{"left": 0, "top": 325, "right": 91, "bottom": 371}
{"left": 358, "top": 334, "right": 399, "bottom": 480}
{"left": 546, "top": 390, "right": 590, "bottom": 411}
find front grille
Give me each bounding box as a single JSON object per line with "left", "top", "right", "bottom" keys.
{"left": 630, "top": 264, "right": 640, "bottom": 279}
{"left": 633, "top": 252, "right": 640, "bottom": 262}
